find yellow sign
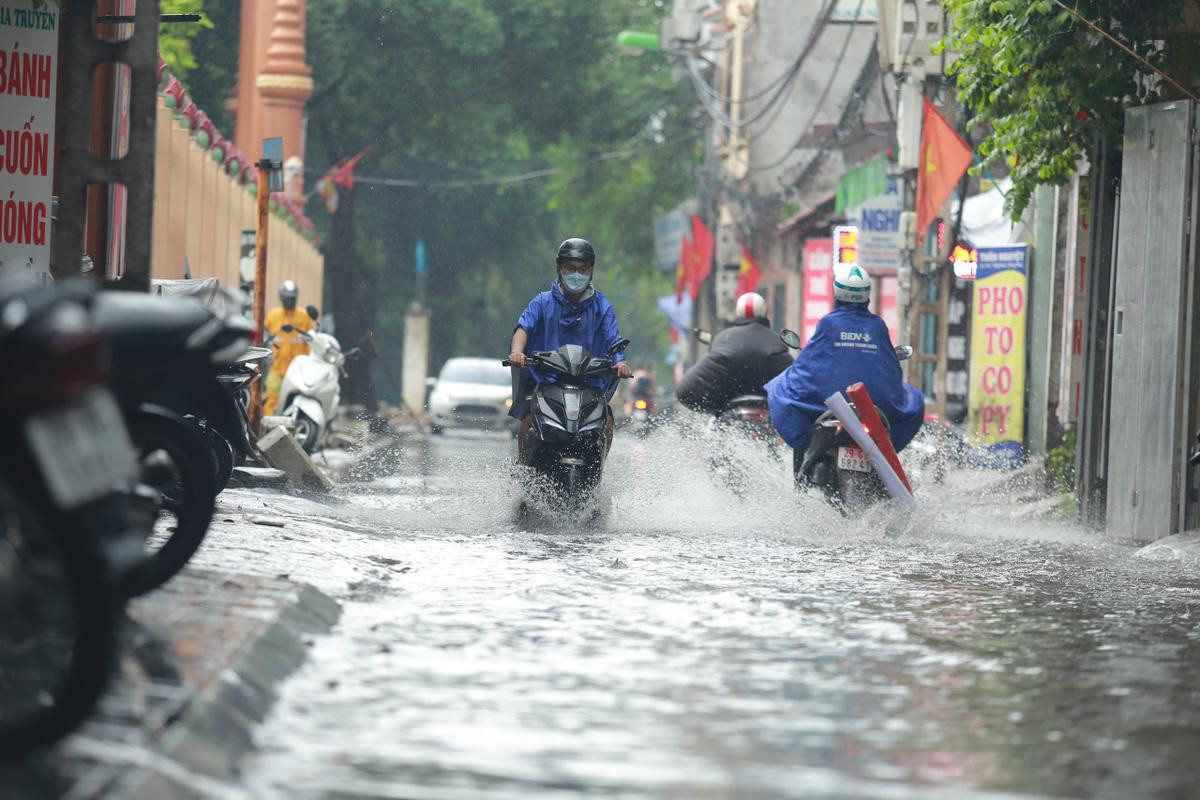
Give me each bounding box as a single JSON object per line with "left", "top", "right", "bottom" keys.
{"left": 968, "top": 245, "right": 1028, "bottom": 466}
{"left": 833, "top": 225, "right": 859, "bottom": 270}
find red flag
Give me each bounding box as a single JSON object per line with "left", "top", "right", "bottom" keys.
{"left": 331, "top": 146, "right": 372, "bottom": 190}
{"left": 736, "top": 241, "right": 761, "bottom": 296}
{"left": 915, "top": 97, "right": 972, "bottom": 244}
{"left": 675, "top": 234, "right": 693, "bottom": 302}
{"left": 689, "top": 215, "right": 714, "bottom": 301}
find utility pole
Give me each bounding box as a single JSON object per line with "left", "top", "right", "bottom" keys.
{"left": 250, "top": 137, "right": 283, "bottom": 433}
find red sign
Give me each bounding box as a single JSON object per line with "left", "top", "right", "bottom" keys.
{"left": 801, "top": 238, "right": 833, "bottom": 344}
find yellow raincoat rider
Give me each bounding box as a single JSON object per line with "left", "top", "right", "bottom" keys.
{"left": 263, "top": 280, "right": 314, "bottom": 416}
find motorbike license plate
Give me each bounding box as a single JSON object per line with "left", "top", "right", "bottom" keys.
{"left": 837, "top": 445, "right": 872, "bottom": 473}
{"left": 24, "top": 388, "right": 138, "bottom": 510}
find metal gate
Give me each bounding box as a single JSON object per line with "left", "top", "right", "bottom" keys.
{"left": 1106, "top": 101, "right": 1200, "bottom": 540}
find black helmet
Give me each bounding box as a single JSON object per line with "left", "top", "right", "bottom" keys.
{"left": 556, "top": 238, "right": 596, "bottom": 267}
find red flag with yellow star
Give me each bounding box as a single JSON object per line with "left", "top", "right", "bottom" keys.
{"left": 736, "top": 241, "right": 761, "bottom": 296}
{"left": 915, "top": 97, "right": 972, "bottom": 243}
{"left": 675, "top": 233, "right": 693, "bottom": 303}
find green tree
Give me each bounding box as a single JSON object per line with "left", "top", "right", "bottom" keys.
{"left": 179, "top": 0, "right": 238, "bottom": 131}
{"left": 298, "top": 0, "right": 698, "bottom": 404}
{"left": 939, "top": 0, "right": 1197, "bottom": 216}
{"left": 157, "top": 0, "right": 213, "bottom": 82}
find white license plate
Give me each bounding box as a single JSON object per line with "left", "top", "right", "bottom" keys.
{"left": 25, "top": 388, "right": 138, "bottom": 509}
{"left": 837, "top": 445, "right": 872, "bottom": 473}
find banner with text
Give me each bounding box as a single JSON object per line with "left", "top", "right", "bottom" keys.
{"left": 0, "top": 1, "right": 58, "bottom": 277}
{"left": 968, "top": 244, "right": 1028, "bottom": 467}
{"left": 801, "top": 238, "right": 833, "bottom": 344}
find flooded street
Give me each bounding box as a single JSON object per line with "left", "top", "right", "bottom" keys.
{"left": 179, "top": 429, "right": 1200, "bottom": 800}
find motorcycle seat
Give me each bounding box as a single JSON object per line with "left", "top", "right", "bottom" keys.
{"left": 94, "top": 291, "right": 219, "bottom": 360}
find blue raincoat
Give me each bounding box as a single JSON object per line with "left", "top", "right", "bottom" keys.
{"left": 766, "top": 302, "right": 925, "bottom": 455}
{"left": 510, "top": 280, "right": 626, "bottom": 418}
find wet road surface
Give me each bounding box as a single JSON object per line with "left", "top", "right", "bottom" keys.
{"left": 180, "top": 426, "right": 1200, "bottom": 799}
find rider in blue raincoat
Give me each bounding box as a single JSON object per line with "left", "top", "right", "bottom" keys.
{"left": 766, "top": 262, "right": 925, "bottom": 460}
{"left": 508, "top": 238, "right": 631, "bottom": 463}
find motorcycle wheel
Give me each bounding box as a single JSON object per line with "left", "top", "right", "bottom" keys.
{"left": 0, "top": 476, "right": 119, "bottom": 753}
{"left": 125, "top": 412, "right": 216, "bottom": 597}
{"left": 294, "top": 412, "right": 320, "bottom": 453}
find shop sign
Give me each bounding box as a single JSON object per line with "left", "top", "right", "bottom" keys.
{"left": 801, "top": 238, "right": 833, "bottom": 344}
{"left": 0, "top": 0, "right": 59, "bottom": 278}
{"left": 843, "top": 179, "right": 902, "bottom": 275}
{"left": 968, "top": 244, "right": 1028, "bottom": 466}
{"left": 951, "top": 242, "right": 978, "bottom": 280}
{"left": 653, "top": 205, "right": 688, "bottom": 272}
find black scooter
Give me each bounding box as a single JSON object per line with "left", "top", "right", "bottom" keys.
{"left": 786, "top": 330, "right": 915, "bottom": 512}
{"left": 0, "top": 277, "right": 145, "bottom": 753}
{"left": 504, "top": 339, "right": 629, "bottom": 516}
{"left": 93, "top": 290, "right": 254, "bottom": 596}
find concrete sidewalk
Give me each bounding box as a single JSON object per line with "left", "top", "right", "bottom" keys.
{"left": 0, "top": 571, "right": 340, "bottom": 800}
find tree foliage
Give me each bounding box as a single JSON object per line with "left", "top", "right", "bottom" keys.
{"left": 156, "top": 0, "right": 213, "bottom": 82}
{"left": 183, "top": 0, "right": 699, "bottom": 403}
{"left": 298, "top": 0, "right": 698, "bottom": 398}
{"left": 939, "top": 0, "right": 1195, "bottom": 216}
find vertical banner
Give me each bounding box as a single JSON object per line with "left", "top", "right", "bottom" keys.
{"left": 944, "top": 275, "right": 971, "bottom": 422}
{"left": 652, "top": 205, "right": 687, "bottom": 272}
{"left": 0, "top": 1, "right": 59, "bottom": 278}
{"left": 801, "top": 238, "right": 833, "bottom": 343}
{"left": 968, "top": 244, "right": 1028, "bottom": 466}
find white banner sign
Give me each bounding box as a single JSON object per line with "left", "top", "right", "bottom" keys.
{"left": 0, "top": 1, "right": 58, "bottom": 277}
{"left": 845, "top": 178, "right": 901, "bottom": 276}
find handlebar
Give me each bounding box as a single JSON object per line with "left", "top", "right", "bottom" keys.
{"left": 501, "top": 353, "right": 632, "bottom": 378}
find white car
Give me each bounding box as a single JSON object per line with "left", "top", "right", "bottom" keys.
{"left": 427, "top": 357, "right": 515, "bottom": 433}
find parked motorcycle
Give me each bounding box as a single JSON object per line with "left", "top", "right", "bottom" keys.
{"left": 503, "top": 339, "right": 630, "bottom": 516}
{"left": 277, "top": 313, "right": 351, "bottom": 453}
{"left": 788, "top": 331, "right": 916, "bottom": 513}
{"left": 213, "top": 345, "right": 271, "bottom": 487}
{"left": 0, "top": 277, "right": 144, "bottom": 753}
{"left": 93, "top": 290, "right": 254, "bottom": 596}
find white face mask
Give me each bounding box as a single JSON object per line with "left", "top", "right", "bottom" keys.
{"left": 561, "top": 272, "right": 591, "bottom": 293}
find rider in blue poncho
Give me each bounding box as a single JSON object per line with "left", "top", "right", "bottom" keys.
{"left": 766, "top": 262, "right": 925, "bottom": 463}
{"left": 508, "top": 238, "right": 631, "bottom": 464}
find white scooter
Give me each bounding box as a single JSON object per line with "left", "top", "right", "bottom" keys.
{"left": 277, "top": 312, "right": 349, "bottom": 453}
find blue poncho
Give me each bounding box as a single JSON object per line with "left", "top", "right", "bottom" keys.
{"left": 511, "top": 280, "right": 626, "bottom": 417}
{"left": 766, "top": 302, "right": 925, "bottom": 454}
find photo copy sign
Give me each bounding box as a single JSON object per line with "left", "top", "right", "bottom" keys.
{"left": 968, "top": 244, "right": 1028, "bottom": 467}
{"left": 0, "top": 1, "right": 58, "bottom": 277}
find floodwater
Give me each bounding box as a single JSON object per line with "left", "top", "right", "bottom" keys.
{"left": 199, "top": 424, "right": 1200, "bottom": 799}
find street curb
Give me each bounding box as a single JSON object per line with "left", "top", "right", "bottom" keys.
{"left": 113, "top": 583, "right": 341, "bottom": 799}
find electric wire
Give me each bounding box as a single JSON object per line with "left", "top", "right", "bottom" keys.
{"left": 785, "top": 40, "right": 881, "bottom": 197}
{"left": 746, "top": 0, "right": 866, "bottom": 173}
{"left": 305, "top": 130, "right": 699, "bottom": 192}
{"left": 681, "top": 0, "right": 837, "bottom": 131}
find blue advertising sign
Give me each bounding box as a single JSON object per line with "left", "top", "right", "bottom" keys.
{"left": 653, "top": 207, "right": 687, "bottom": 272}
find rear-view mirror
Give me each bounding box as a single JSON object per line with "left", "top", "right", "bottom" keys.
{"left": 780, "top": 329, "right": 801, "bottom": 349}
{"left": 695, "top": 329, "right": 713, "bottom": 345}
{"left": 306, "top": 304, "right": 319, "bottom": 320}
{"left": 608, "top": 338, "right": 630, "bottom": 356}
{"left": 281, "top": 324, "right": 294, "bottom": 333}
{"left": 895, "top": 345, "right": 914, "bottom": 360}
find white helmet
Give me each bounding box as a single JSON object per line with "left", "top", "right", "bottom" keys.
{"left": 735, "top": 292, "right": 767, "bottom": 321}
{"left": 833, "top": 263, "right": 871, "bottom": 304}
